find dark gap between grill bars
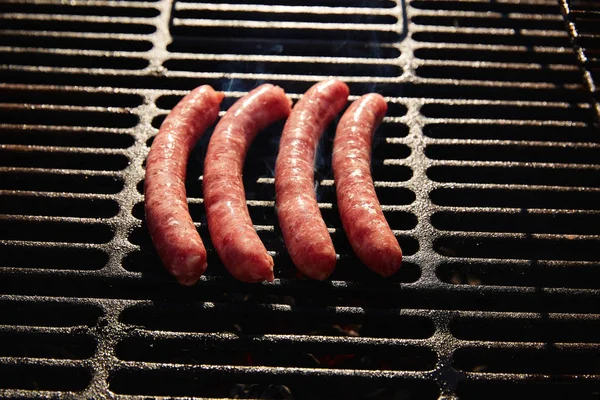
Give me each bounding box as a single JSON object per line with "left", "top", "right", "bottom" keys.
{"left": 0, "top": 171, "right": 124, "bottom": 194}
{"left": 0, "top": 195, "right": 119, "bottom": 218}
{"left": 0, "top": 51, "right": 149, "bottom": 70}
{"left": 0, "top": 108, "right": 139, "bottom": 129}
{"left": 174, "top": 9, "right": 398, "bottom": 25}
{"left": 456, "top": 381, "right": 600, "bottom": 400}
{"left": 403, "top": 83, "right": 588, "bottom": 102}
{"left": 0, "top": 220, "right": 113, "bottom": 244}
{"left": 109, "top": 368, "right": 440, "bottom": 399}
{"left": 426, "top": 144, "right": 600, "bottom": 164}
{"left": 414, "top": 48, "right": 579, "bottom": 65}
{"left": 430, "top": 188, "right": 600, "bottom": 210}
{"left": 0, "top": 34, "right": 154, "bottom": 52}
{"left": 163, "top": 58, "right": 402, "bottom": 77}
{"left": 410, "top": 0, "right": 561, "bottom": 14}
{"left": 423, "top": 123, "right": 600, "bottom": 143}
{"left": 0, "top": 245, "right": 107, "bottom": 271}
{"left": 0, "top": 89, "right": 143, "bottom": 108}
{"left": 453, "top": 347, "right": 600, "bottom": 375}
{"left": 116, "top": 337, "right": 436, "bottom": 372}
{"left": 411, "top": 16, "right": 566, "bottom": 31}
{"left": 411, "top": 32, "right": 572, "bottom": 47}
{"left": 427, "top": 165, "right": 600, "bottom": 188}
{"left": 174, "top": 0, "right": 396, "bottom": 6}
{"left": 0, "top": 128, "right": 135, "bottom": 149}
{"left": 167, "top": 37, "right": 400, "bottom": 58}
{"left": 0, "top": 19, "right": 157, "bottom": 34}
{"left": 0, "top": 149, "right": 130, "bottom": 171}
{"left": 435, "top": 236, "right": 600, "bottom": 262}
{"left": 420, "top": 103, "right": 593, "bottom": 122}
{"left": 0, "top": 300, "right": 102, "bottom": 327}
{"left": 0, "top": 331, "right": 96, "bottom": 360}
{"left": 0, "top": 3, "right": 161, "bottom": 17}
{"left": 437, "top": 262, "right": 600, "bottom": 290}
{"left": 451, "top": 315, "right": 600, "bottom": 343}
{"left": 0, "top": 364, "right": 91, "bottom": 392}
{"left": 171, "top": 24, "right": 402, "bottom": 43}
{"left": 432, "top": 211, "right": 600, "bottom": 235}
{"left": 416, "top": 65, "right": 583, "bottom": 84}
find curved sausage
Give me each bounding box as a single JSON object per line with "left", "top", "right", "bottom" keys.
{"left": 204, "top": 84, "right": 292, "bottom": 282}
{"left": 275, "top": 79, "right": 350, "bottom": 280}
{"left": 145, "top": 85, "right": 224, "bottom": 286}
{"left": 333, "top": 93, "right": 402, "bottom": 277}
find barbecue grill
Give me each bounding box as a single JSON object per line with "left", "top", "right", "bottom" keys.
{"left": 1, "top": 0, "right": 599, "bottom": 398}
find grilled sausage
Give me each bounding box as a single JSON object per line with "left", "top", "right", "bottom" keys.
{"left": 204, "top": 84, "right": 292, "bottom": 282}
{"left": 333, "top": 93, "right": 402, "bottom": 277}
{"left": 145, "top": 85, "right": 224, "bottom": 285}
{"left": 275, "top": 79, "right": 350, "bottom": 280}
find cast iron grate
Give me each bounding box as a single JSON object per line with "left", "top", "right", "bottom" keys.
{"left": 0, "top": 0, "right": 599, "bottom": 399}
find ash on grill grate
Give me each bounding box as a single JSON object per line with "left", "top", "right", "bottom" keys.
{"left": 1, "top": 0, "right": 600, "bottom": 398}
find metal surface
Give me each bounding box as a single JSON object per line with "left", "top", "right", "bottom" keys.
{"left": 0, "top": 0, "right": 599, "bottom": 399}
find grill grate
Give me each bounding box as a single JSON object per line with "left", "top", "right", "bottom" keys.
{"left": 1, "top": 0, "right": 600, "bottom": 399}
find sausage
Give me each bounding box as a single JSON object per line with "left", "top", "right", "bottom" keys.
{"left": 203, "top": 84, "right": 292, "bottom": 282}
{"left": 333, "top": 93, "right": 402, "bottom": 277}
{"left": 145, "top": 85, "right": 224, "bottom": 286}
{"left": 275, "top": 79, "right": 350, "bottom": 280}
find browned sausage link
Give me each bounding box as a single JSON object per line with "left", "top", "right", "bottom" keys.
{"left": 275, "top": 79, "right": 350, "bottom": 280}
{"left": 145, "top": 85, "right": 224, "bottom": 285}
{"left": 333, "top": 93, "right": 402, "bottom": 277}
{"left": 204, "top": 84, "right": 292, "bottom": 282}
